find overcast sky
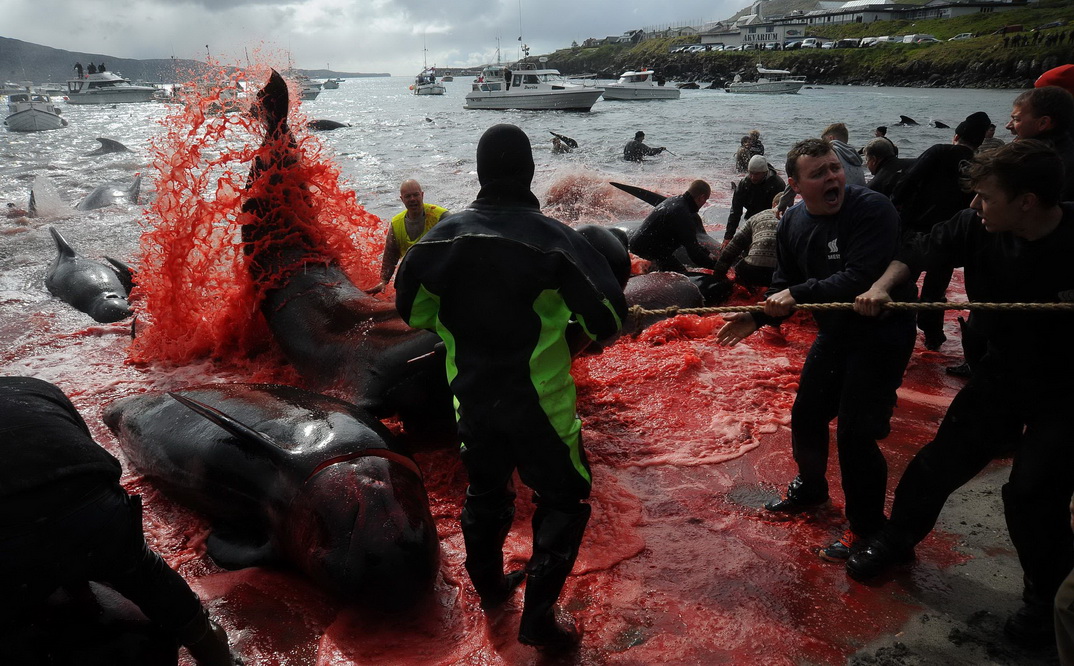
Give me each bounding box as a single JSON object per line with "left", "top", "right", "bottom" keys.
{"left": 6, "top": 0, "right": 744, "bottom": 75}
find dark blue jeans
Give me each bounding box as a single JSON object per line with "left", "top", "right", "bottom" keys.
{"left": 790, "top": 316, "right": 916, "bottom": 536}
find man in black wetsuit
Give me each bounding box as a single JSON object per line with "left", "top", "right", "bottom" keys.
{"left": 628, "top": 179, "right": 717, "bottom": 273}
{"left": 623, "top": 131, "right": 666, "bottom": 162}
{"left": 395, "top": 124, "right": 626, "bottom": 650}
{"left": 716, "top": 138, "right": 916, "bottom": 563}
{"left": 891, "top": 110, "right": 991, "bottom": 351}
{"left": 0, "top": 376, "right": 239, "bottom": 665}
{"left": 849, "top": 140, "right": 1074, "bottom": 648}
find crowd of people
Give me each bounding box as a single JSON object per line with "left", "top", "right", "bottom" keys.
{"left": 8, "top": 63, "right": 1074, "bottom": 662}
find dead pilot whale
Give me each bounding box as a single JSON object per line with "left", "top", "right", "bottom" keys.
{"left": 45, "top": 226, "right": 133, "bottom": 323}
{"left": 102, "top": 383, "right": 440, "bottom": 609}
{"left": 239, "top": 70, "right": 454, "bottom": 436}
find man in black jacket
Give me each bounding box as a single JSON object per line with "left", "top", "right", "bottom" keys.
{"left": 629, "top": 180, "right": 717, "bottom": 273}
{"left": 863, "top": 138, "right": 910, "bottom": 198}
{"left": 623, "top": 131, "right": 666, "bottom": 162}
{"left": 849, "top": 140, "right": 1074, "bottom": 648}
{"left": 717, "top": 138, "right": 916, "bottom": 563}
{"left": 0, "top": 377, "right": 238, "bottom": 665}
{"left": 726, "top": 155, "right": 785, "bottom": 243}
{"left": 396, "top": 124, "right": 627, "bottom": 650}
{"left": 891, "top": 110, "right": 992, "bottom": 351}
{"left": 1006, "top": 85, "right": 1074, "bottom": 198}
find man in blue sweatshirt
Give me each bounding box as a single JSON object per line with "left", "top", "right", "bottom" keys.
{"left": 716, "top": 137, "right": 916, "bottom": 562}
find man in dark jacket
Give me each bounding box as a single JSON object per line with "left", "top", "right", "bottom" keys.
{"left": 891, "top": 110, "right": 992, "bottom": 351}
{"left": 726, "top": 155, "right": 786, "bottom": 243}
{"left": 629, "top": 180, "right": 716, "bottom": 273}
{"left": 716, "top": 138, "right": 916, "bottom": 564}
{"left": 849, "top": 140, "right": 1074, "bottom": 649}
{"left": 1006, "top": 85, "right": 1074, "bottom": 198}
{"left": 863, "top": 138, "right": 911, "bottom": 198}
{"left": 396, "top": 124, "right": 627, "bottom": 650}
{"left": 0, "top": 376, "right": 238, "bottom": 665}
{"left": 623, "top": 130, "right": 666, "bottom": 162}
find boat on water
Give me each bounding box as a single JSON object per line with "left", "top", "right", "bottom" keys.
{"left": 440, "top": 75, "right": 454, "bottom": 82}
{"left": 726, "top": 65, "right": 806, "bottom": 95}
{"left": 464, "top": 62, "right": 604, "bottom": 111}
{"left": 4, "top": 92, "right": 68, "bottom": 131}
{"left": 412, "top": 67, "right": 445, "bottom": 96}
{"left": 601, "top": 68, "right": 680, "bottom": 100}
{"left": 64, "top": 71, "right": 158, "bottom": 104}
{"left": 322, "top": 78, "right": 340, "bottom": 90}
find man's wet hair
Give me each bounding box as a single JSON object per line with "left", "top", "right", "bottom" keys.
{"left": 687, "top": 179, "right": 711, "bottom": 199}
{"left": 864, "top": 137, "right": 896, "bottom": 161}
{"left": 968, "top": 139, "right": 1064, "bottom": 207}
{"left": 1012, "top": 86, "right": 1074, "bottom": 132}
{"left": 785, "top": 138, "right": 834, "bottom": 180}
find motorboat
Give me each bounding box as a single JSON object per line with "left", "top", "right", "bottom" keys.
{"left": 726, "top": 65, "right": 806, "bottom": 95}
{"left": 322, "top": 78, "right": 340, "bottom": 90}
{"left": 4, "top": 92, "right": 68, "bottom": 131}
{"left": 64, "top": 71, "right": 158, "bottom": 104}
{"left": 601, "top": 68, "right": 680, "bottom": 100}
{"left": 284, "top": 71, "right": 320, "bottom": 101}
{"left": 412, "top": 67, "right": 445, "bottom": 96}
{"left": 464, "top": 63, "right": 604, "bottom": 111}
{"left": 440, "top": 75, "right": 454, "bottom": 82}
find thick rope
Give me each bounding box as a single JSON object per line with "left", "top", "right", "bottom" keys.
{"left": 630, "top": 301, "right": 1074, "bottom": 319}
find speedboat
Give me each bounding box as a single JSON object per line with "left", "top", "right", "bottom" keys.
{"left": 322, "top": 78, "right": 340, "bottom": 90}
{"left": 4, "top": 92, "right": 68, "bottom": 131}
{"left": 601, "top": 68, "right": 680, "bottom": 100}
{"left": 464, "top": 63, "right": 604, "bottom": 111}
{"left": 64, "top": 71, "right": 158, "bottom": 104}
{"left": 726, "top": 65, "right": 806, "bottom": 95}
{"left": 440, "top": 75, "right": 454, "bottom": 82}
{"left": 412, "top": 68, "right": 445, "bottom": 96}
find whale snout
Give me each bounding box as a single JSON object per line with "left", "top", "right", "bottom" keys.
{"left": 285, "top": 457, "right": 439, "bottom": 609}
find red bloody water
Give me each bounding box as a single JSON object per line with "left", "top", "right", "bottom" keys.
{"left": 76, "top": 72, "right": 1002, "bottom": 665}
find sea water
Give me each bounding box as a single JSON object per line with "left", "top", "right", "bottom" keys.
{"left": 0, "top": 79, "right": 1028, "bottom": 665}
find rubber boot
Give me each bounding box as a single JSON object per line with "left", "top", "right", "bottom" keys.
{"left": 518, "top": 503, "right": 590, "bottom": 649}
{"left": 461, "top": 487, "right": 523, "bottom": 609}
{"left": 176, "top": 608, "right": 242, "bottom": 666}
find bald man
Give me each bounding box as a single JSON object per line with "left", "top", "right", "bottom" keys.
{"left": 369, "top": 179, "right": 449, "bottom": 294}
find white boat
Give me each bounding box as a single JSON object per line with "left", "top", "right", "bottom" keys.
{"left": 440, "top": 75, "right": 454, "bottom": 82}
{"left": 4, "top": 92, "right": 68, "bottom": 131}
{"left": 64, "top": 71, "right": 158, "bottom": 104}
{"left": 464, "top": 63, "right": 604, "bottom": 111}
{"left": 726, "top": 65, "right": 806, "bottom": 95}
{"left": 601, "top": 68, "right": 680, "bottom": 100}
{"left": 412, "top": 68, "right": 445, "bottom": 96}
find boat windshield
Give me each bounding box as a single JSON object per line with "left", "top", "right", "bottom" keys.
{"left": 9, "top": 93, "right": 30, "bottom": 103}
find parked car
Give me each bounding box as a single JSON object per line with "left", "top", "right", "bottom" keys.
{"left": 949, "top": 32, "right": 974, "bottom": 41}
{"left": 835, "top": 38, "right": 861, "bottom": 48}
{"left": 820, "top": 41, "right": 836, "bottom": 49}
{"left": 763, "top": 42, "right": 782, "bottom": 50}
{"left": 859, "top": 37, "right": 881, "bottom": 47}
{"left": 914, "top": 35, "right": 941, "bottom": 44}
{"left": 784, "top": 40, "right": 803, "bottom": 50}
{"left": 800, "top": 38, "right": 821, "bottom": 48}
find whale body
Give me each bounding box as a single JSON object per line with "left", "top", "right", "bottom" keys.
{"left": 45, "top": 226, "right": 132, "bottom": 322}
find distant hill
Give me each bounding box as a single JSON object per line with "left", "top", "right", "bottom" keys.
{"left": 0, "top": 36, "right": 388, "bottom": 84}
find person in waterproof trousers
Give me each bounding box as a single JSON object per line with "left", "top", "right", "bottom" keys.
{"left": 0, "top": 376, "right": 239, "bottom": 665}
{"left": 395, "top": 124, "right": 627, "bottom": 649}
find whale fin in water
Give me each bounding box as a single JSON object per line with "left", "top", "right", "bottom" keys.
{"left": 610, "top": 181, "right": 668, "bottom": 207}
{"left": 86, "top": 137, "right": 131, "bottom": 156}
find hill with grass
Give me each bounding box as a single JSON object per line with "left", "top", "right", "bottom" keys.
{"left": 544, "top": 1, "right": 1073, "bottom": 88}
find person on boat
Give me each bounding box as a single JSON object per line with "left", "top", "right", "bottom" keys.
{"left": 820, "top": 122, "right": 866, "bottom": 186}
{"left": 0, "top": 376, "right": 240, "bottom": 666}
{"left": 712, "top": 191, "right": 781, "bottom": 291}
{"left": 98, "top": 63, "right": 106, "bottom": 72}
{"left": 863, "top": 138, "right": 909, "bottom": 198}
{"left": 74, "top": 62, "right": 83, "bottom": 79}
{"left": 716, "top": 137, "right": 916, "bottom": 564}
{"left": 890, "top": 110, "right": 992, "bottom": 352}
{"left": 848, "top": 140, "right": 1074, "bottom": 649}
{"left": 726, "top": 155, "right": 785, "bottom": 243}
{"left": 623, "top": 131, "right": 665, "bottom": 162}
{"left": 1005, "top": 85, "right": 1074, "bottom": 199}
{"left": 395, "top": 123, "right": 627, "bottom": 650}
{"left": 367, "top": 179, "right": 448, "bottom": 295}
{"left": 87, "top": 63, "right": 97, "bottom": 75}
{"left": 628, "top": 180, "right": 717, "bottom": 274}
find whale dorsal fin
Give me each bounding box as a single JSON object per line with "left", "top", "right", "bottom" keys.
{"left": 87, "top": 137, "right": 131, "bottom": 155}
{"left": 125, "top": 174, "right": 142, "bottom": 204}
{"left": 48, "top": 226, "right": 77, "bottom": 258}
{"left": 610, "top": 181, "right": 668, "bottom": 207}
{"left": 168, "top": 392, "right": 294, "bottom": 466}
